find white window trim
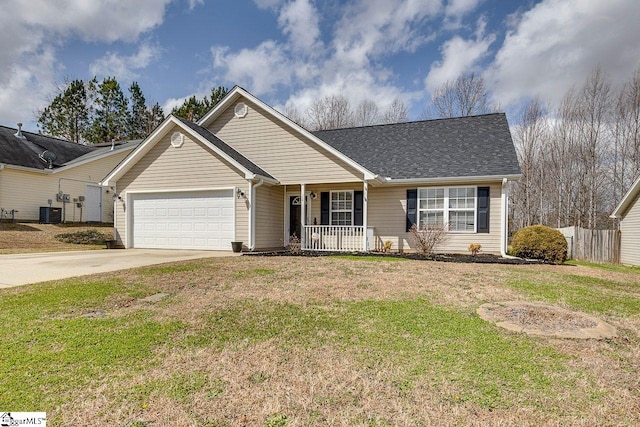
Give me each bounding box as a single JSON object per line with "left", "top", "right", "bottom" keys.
{"left": 418, "top": 186, "right": 477, "bottom": 233}
{"left": 330, "top": 190, "right": 354, "bottom": 226}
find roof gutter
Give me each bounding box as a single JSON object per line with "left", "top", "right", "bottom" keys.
{"left": 610, "top": 174, "right": 640, "bottom": 219}
{"left": 381, "top": 174, "right": 522, "bottom": 186}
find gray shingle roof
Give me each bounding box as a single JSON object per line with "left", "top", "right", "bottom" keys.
{"left": 174, "top": 116, "right": 275, "bottom": 180}
{"left": 313, "top": 113, "right": 521, "bottom": 180}
{"left": 0, "top": 125, "right": 94, "bottom": 169}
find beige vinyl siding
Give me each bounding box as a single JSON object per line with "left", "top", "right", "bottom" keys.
{"left": 254, "top": 184, "right": 284, "bottom": 250}
{"left": 114, "top": 125, "right": 249, "bottom": 247}
{"left": 207, "top": 98, "right": 363, "bottom": 184}
{"left": 298, "top": 182, "right": 503, "bottom": 253}
{"left": 303, "top": 183, "right": 361, "bottom": 226}
{"left": 367, "top": 183, "right": 503, "bottom": 253}
{"left": 293, "top": 182, "right": 501, "bottom": 253}
{"left": 620, "top": 194, "right": 640, "bottom": 266}
{"left": 0, "top": 151, "right": 130, "bottom": 222}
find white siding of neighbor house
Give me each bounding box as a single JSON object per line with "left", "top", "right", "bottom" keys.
{"left": 285, "top": 181, "right": 504, "bottom": 254}
{"left": 206, "top": 97, "right": 364, "bottom": 185}
{"left": 114, "top": 124, "right": 249, "bottom": 247}
{"left": 620, "top": 194, "right": 640, "bottom": 266}
{"left": 254, "top": 184, "right": 284, "bottom": 250}
{"left": 0, "top": 151, "right": 130, "bottom": 222}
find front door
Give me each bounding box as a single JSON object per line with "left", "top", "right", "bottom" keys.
{"left": 289, "top": 196, "right": 301, "bottom": 238}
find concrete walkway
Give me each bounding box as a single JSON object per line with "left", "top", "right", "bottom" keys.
{"left": 0, "top": 249, "right": 239, "bottom": 288}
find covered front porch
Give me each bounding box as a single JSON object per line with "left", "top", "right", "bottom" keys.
{"left": 283, "top": 182, "right": 373, "bottom": 252}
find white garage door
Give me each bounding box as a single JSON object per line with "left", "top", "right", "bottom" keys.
{"left": 132, "top": 190, "right": 234, "bottom": 250}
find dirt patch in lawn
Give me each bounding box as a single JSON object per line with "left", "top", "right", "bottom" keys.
{"left": 0, "top": 222, "right": 114, "bottom": 253}
{"left": 477, "top": 301, "right": 618, "bottom": 339}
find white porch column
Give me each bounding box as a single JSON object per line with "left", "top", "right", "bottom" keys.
{"left": 362, "top": 181, "right": 368, "bottom": 251}
{"left": 300, "top": 183, "right": 306, "bottom": 246}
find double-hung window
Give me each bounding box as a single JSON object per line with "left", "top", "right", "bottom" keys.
{"left": 418, "top": 187, "right": 476, "bottom": 232}
{"left": 330, "top": 191, "right": 353, "bottom": 225}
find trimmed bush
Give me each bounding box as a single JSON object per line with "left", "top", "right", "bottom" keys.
{"left": 511, "top": 225, "right": 567, "bottom": 264}
{"left": 55, "top": 229, "right": 111, "bottom": 245}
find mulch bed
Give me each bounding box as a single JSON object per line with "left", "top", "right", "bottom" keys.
{"left": 244, "top": 250, "right": 541, "bottom": 264}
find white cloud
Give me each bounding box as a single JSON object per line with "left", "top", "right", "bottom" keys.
{"left": 0, "top": 46, "right": 57, "bottom": 128}
{"left": 0, "top": 0, "right": 171, "bottom": 129}
{"left": 90, "top": 44, "right": 162, "bottom": 81}
{"left": 253, "top": 0, "right": 284, "bottom": 9}
{"left": 277, "top": 0, "right": 322, "bottom": 52}
{"left": 424, "top": 17, "right": 495, "bottom": 91}
{"left": 13, "top": 0, "right": 171, "bottom": 43}
{"left": 445, "top": 0, "right": 481, "bottom": 16}
{"left": 488, "top": 0, "right": 640, "bottom": 107}
{"left": 210, "top": 0, "right": 441, "bottom": 118}
{"left": 212, "top": 41, "right": 295, "bottom": 95}
{"left": 333, "top": 0, "right": 442, "bottom": 68}
{"left": 187, "top": 0, "right": 204, "bottom": 11}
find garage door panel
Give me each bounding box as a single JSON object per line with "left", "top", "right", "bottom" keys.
{"left": 131, "top": 190, "right": 234, "bottom": 250}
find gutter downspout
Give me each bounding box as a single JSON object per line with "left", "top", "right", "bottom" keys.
{"left": 500, "top": 177, "right": 512, "bottom": 258}
{"left": 0, "top": 165, "right": 4, "bottom": 211}
{"left": 249, "top": 178, "right": 265, "bottom": 251}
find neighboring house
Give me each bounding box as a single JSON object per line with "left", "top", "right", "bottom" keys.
{"left": 101, "top": 86, "right": 521, "bottom": 253}
{"left": 611, "top": 175, "right": 640, "bottom": 266}
{"left": 0, "top": 124, "right": 139, "bottom": 223}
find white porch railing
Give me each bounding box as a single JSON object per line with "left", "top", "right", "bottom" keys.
{"left": 302, "top": 225, "right": 365, "bottom": 251}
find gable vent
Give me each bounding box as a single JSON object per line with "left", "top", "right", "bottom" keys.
{"left": 14, "top": 122, "right": 26, "bottom": 139}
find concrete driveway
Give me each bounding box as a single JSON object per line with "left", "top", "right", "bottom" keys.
{"left": 0, "top": 249, "right": 239, "bottom": 288}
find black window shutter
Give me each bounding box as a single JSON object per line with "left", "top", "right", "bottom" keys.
{"left": 320, "top": 192, "right": 330, "bottom": 225}
{"left": 354, "top": 191, "right": 363, "bottom": 226}
{"left": 406, "top": 189, "right": 417, "bottom": 232}
{"left": 477, "top": 186, "right": 490, "bottom": 233}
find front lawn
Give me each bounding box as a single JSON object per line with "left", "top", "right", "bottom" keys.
{"left": 0, "top": 222, "right": 114, "bottom": 253}
{"left": 1, "top": 257, "right": 638, "bottom": 425}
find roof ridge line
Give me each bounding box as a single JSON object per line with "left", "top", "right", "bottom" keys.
{"left": 312, "top": 112, "right": 506, "bottom": 133}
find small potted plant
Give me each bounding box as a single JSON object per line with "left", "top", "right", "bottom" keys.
{"left": 231, "top": 241, "right": 243, "bottom": 253}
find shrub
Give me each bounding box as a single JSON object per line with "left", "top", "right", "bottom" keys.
{"left": 54, "top": 229, "right": 111, "bottom": 245}
{"left": 409, "top": 223, "right": 449, "bottom": 255}
{"left": 511, "top": 225, "right": 567, "bottom": 264}
{"left": 468, "top": 243, "right": 482, "bottom": 256}
{"left": 287, "top": 235, "right": 301, "bottom": 254}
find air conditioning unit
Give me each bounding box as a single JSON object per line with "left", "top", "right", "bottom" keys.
{"left": 39, "top": 207, "right": 62, "bottom": 224}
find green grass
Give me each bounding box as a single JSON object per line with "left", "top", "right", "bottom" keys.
{"left": 2, "top": 258, "right": 635, "bottom": 422}
{"left": 138, "top": 264, "right": 203, "bottom": 275}
{"left": 0, "top": 278, "right": 184, "bottom": 410}
{"left": 505, "top": 273, "right": 640, "bottom": 316}
{"left": 187, "top": 298, "right": 578, "bottom": 409}
{"left": 566, "top": 259, "right": 640, "bottom": 274}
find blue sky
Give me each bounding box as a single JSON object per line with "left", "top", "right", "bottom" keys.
{"left": 2, "top": 0, "right": 639, "bottom": 132}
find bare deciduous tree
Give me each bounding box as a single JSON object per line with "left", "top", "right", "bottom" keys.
{"left": 306, "top": 95, "right": 354, "bottom": 130}
{"left": 426, "top": 72, "right": 492, "bottom": 118}
{"left": 284, "top": 105, "right": 309, "bottom": 129}
{"left": 511, "top": 97, "right": 548, "bottom": 229}
{"left": 353, "top": 100, "right": 380, "bottom": 127}
{"left": 382, "top": 98, "right": 408, "bottom": 124}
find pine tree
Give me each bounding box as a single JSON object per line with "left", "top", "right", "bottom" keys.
{"left": 37, "top": 79, "right": 90, "bottom": 143}
{"left": 146, "top": 102, "right": 165, "bottom": 135}
{"left": 172, "top": 86, "right": 229, "bottom": 122}
{"left": 88, "top": 77, "right": 130, "bottom": 144}
{"left": 128, "top": 81, "right": 148, "bottom": 139}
